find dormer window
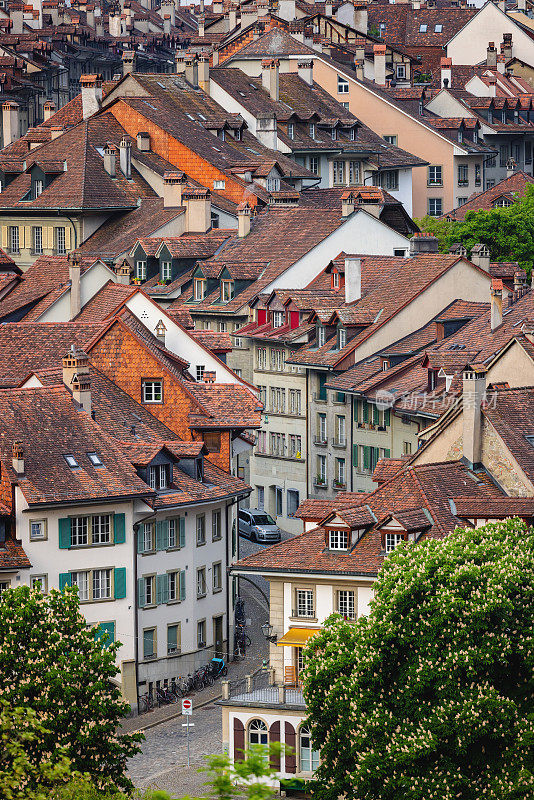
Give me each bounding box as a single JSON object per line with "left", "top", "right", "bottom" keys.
{"left": 317, "top": 325, "right": 326, "bottom": 347}
{"left": 288, "top": 123, "right": 295, "bottom": 139}
{"left": 458, "top": 130, "right": 463, "bottom": 143}
{"left": 33, "top": 179, "right": 43, "bottom": 199}
{"left": 218, "top": 129, "right": 226, "bottom": 141}
{"left": 473, "top": 129, "right": 478, "bottom": 143}
{"left": 148, "top": 463, "right": 171, "bottom": 490}
{"left": 267, "top": 177, "right": 280, "bottom": 192}
{"left": 428, "top": 369, "right": 438, "bottom": 391}
{"left": 332, "top": 271, "right": 339, "bottom": 289}
{"left": 272, "top": 311, "right": 284, "bottom": 328}
{"left": 64, "top": 454, "right": 79, "bottom": 468}
{"left": 328, "top": 529, "right": 349, "bottom": 550}
{"left": 221, "top": 279, "right": 234, "bottom": 303}
{"left": 385, "top": 532, "right": 404, "bottom": 553}
{"left": 196, "top": 458, "right": 204, "bottom": 482}
{"left": 161, "top": 261, "right": 171, "bottom": 281}
{"left": 194, "top": 278, "right": 206, "bottom": 301}
{"left": 136, "top": 260, "right": 147, "bottom": 281}
{"left": 235, "top": 128, "right": 242, "bottom": 141}
{"left": 331, "top": 127, "right": 337, "bottom": 141}
{"left": 338, "top": 327, "right": 347, "bottom": 349}
{"left": 350, "top": 128, "right": 356, "bottom": 141}
{"left": 87, "top": 452, "right": 103, "bottom": 467}
{"left": 309, "top": 123, "right": 315, "bottom": 139}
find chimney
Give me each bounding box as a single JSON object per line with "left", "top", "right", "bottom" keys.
{"left": 353, "top": 3, "right": 368, "bottom": 33}
{"left": 198, "top": 53, "right": 210, "bottom": 93}
{"left": 185, "top": 54, "right": 198, "bottom": 88}
{"left": 325, "top": 0, "right": 332, "bottom": 15}
{"left": 69, "top": 252, "right": 82, "bottom": 320}
{"left": 237, "top": 202, "right": 251, "bottom": 237}
{"left": 136, "top": 131, "right": 150, "bottom": 151}
{"left": 269, "top": 59, "right": 279, "bottom": 102}
{"left": 119, "top": 137, "right": 131, "bottom": 179}
{"left": 470, "top": 243, "right": 490, "bottom": 270}
{"left": 228, "top": 7, "right": 237, "bottom": 28}
{"left": 163, "top": 170, "right": 185, "bottom": 207}
{"left": 43, "top": 101, "right": 55, "bottom": 122}
{"left": 514, "top": 270, "right": 527, "bottom": 292}
{"left": 440, "top": 57, "right": 452, "bottom": 89}
{"left": 122, "top": 49, "right": 136, "bottom": 76}
{"left": 50, "top": 125, "right": 65, "bottom": 140}
{"left": 115, "top": 260, "right": 131, "bottom": 284}
{"left": 506, "top": 157, "right": 517, "bottom": 178}
{"left": 490, "top": 278, "right": 503, "bottom": 331}
{"left": 175, "top": 53, "right": 186, "bottom": 75}
{"left": 517, "top": 0, "right": 526, "bottom": 10}
{"left": 80, "top": 74, "right": 102, "bottom": 120}
{"left": 487, "top": 75, "right": 497, "bottom": 97}
{"left": 297, "top": 60, "right": 313, "bottom": 86}
{"left": 344, "top": 257, "right": 361, "bottom": 303}
{"left": 354, "top": 39, "right": 366, "bottom": 62}
{"left": 496, "top": 54, "right": 506, "bottom": 75}
{"left": 12, "top": 441, "right": 24, "bottom": 475}
{"left": 354, "top": 58, "right": 364, "bottom": 81}
{"left": 86, "top": 4, "right": 95, "bottom": 27}
{"left": 462, "top": 364, "right": 486, "bottom": 467}
{"left": 103, "top": 144, "right": 117, "bottom": 177}
{"left": 2, "top": 101, "right": 19, "bottom": 146}
{"left": 108, "top": 8, "right": 121, "bottom": 36}
{"left": 63, "top": 347, "right": 92, "bottom": 415}
{"left": 502, "top": 33, "right": 513, "bottom": 60}
{"left": 255, "top": 113, "right": 277, "bottom": 150}
{"left": 11, "top": 4, "right": 23, "bottom": 34}
{"left": 198, "top": 13, "right": 205, "bottom": 36}
{"left": 487, "top": 42, "right": 497, "bottom": 68}
{"left": 184, "top": 188, "right": 211, "bottom": 232}
{"left": 341, "top": 191, "right": 355, "bottom": 217}
{"left": 373, "top": 44, "right": 386, "bottom": 86}
{"left": 409, "top": 233, "right": 439, "bottom": 255}
{"left": 261, "top": 59, "right": 271, "bottom": 92}
{"left": 163, "top": 14, "right": 171, "bottom": 35}
{"left": 203, "top": 370, "right": 216, "bottom": 383}
{"left": 154, "top": 319, "right": 167, "bottom": 345}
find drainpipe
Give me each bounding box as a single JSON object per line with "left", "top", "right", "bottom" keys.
{"left": 61, "top": 210, "right": 78, "bottom": 251}
{"left": 132, "top": 509, "right": 157, "bottom": 714}
{"left": 305, "top": 369, "right": 310, "bottom": 497}
{"left": 225, "top": 500, "right": 230, "bottom": 662}
{"left": 350, "top": 394, "right": 354, "bottom": 491}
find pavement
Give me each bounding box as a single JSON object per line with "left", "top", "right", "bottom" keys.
{"left": 126, "top": 531, "right": 292, "bottom": 794}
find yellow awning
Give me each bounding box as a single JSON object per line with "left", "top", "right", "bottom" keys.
{"left": 276, "top": 627, "right": 321, "bottom": 647}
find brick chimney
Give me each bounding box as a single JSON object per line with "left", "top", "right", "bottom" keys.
{"left": 163, "top": 170, "right": 185, "bottom": 208}
{"left": 373, "top": 44, "right": 386, "bottom": 86}
{"left": 184, "top": 187, "right": 211, "bottom": 232}
{"left": 237, "top": 202, "right": 251, "bottom": 237}
{"left": 341, "top": 191, "right": 355, "bottom": 217}
{"left": 69, "top": 252, "right": 82, "bottom": 320}
{"left": 119, "top": 137, "right": 131, "bottom": 179}
{"left": 136, "top": 131, "right": 150, "bottom": 151}
{"left": 440, "top": 57, "right": 452, "bottom": 88}
{"left": 63, "top": 348, "right": 92, "bottom": 415}
{"left": 115, "top": 259, "right": 131, "bottom": 284}
{"left": 12, "top": 441, "right": 24, "bottom": 475}
{"left": 491, "top": 278, "right": 503, "bottom": 331}
{"left": 122, "top": 49, "right": 136, "bottom": 76}
{"left": 297, "top": 60, "right": 313, "bottom": 86}
{"left": 462, "top": 364, "right": 486, "bottom": 467}
{"left": 2, "top": 101, "right": 19, "bottom": 146}
{"left": 344, "top": 257, "right": 361, "bottom": 303}
{"left": 255, "top": 113, "right": 277, "bottom": 150}
{"left": 103, "top": 144, "right": 117, "bottom": 177}
{"left": 409, "top": 233, "right": 439, "bottom": 255}
{"left": 154, "top": 319, "right": 167, "bottom": 345}
{"left": 487, "top": 42, "right": 497, "bottom": 68}
{"left": 470, "top": 243, "right": 490, "bottom": 270}
{"left": 43, "top": 101, "right": 55, "bottom": 122}
{"left": 80, "top": 74, "right": 102, "bottom": 120}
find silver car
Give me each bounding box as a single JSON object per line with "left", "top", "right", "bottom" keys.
{"left": 238, "top": 509, "right": 282, "bottom": 543}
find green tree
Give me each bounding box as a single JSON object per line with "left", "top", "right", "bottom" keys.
{"left": 302, "top": 519, "right": 534, "bottom": 800}
{"left": 417, "top": 183, "right": 534, "bottom": 277}
{"left": 0, "top": 586, "right": 142, "bottom": 792}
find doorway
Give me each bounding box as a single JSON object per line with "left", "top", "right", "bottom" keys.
{"left": 213, "top": 616, "right": 223, "bottom": 658}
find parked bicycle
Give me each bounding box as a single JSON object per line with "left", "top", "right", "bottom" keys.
{"left": 138, "top": 691, "right": 155, "bottom": 713}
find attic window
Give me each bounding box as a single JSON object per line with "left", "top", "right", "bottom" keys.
{"left": 235, "top": 128, "right": 242, "bottom": 141}
{"left": 419, "top": 24, "right": 427, "bottom": 32}
{"left": 64, "top": 454, "right": 79, "bottom": 468}
{"left": 331, "top": 127, "right": 337, "bottom": 141}
{"left": 272, "top": 311, "right": 284, "bottom": 328}
{"left": 214, "top": 180, "right": 225, "bottom": 190}
{"left": 288, "top": 123, "right": 295, "bottom": 140}
{"left": 337, "top": 75, "right": 349, "bottom": 94}
{"left": 328, "top": 529, "right": 348, "bottom": 550}
{"left": 434, "top": 23, "right": 442, "bottom": 32}
{"left": 385, "top": 532, "right": 404, "bottom": 552}
{"left": 221, "top": 279, "right": 234, "bottom": 303}
{"left": 194, "top": 278, "right": 206, "bottom": 301}
{"left": 33, "top": 179, "right": 43, "bottom": 199}
{"left": 332, "top": 271, "right": 339, "bottom": 289}
{"left": 350, "top": 128, "right": 356, "bottom": 140}
{"left": 309, "top": 123, "right": 315, "bottom": 139}
{"left": 317, "top": 325, "right": 326, "bottom": 347}
{"left": 267, "top": 177, "right": 280, "bottom": 192}
{"left": 87, "top": 452, "right": 103, "bottom": 467}
{"left": 338, "top": 327, "right": 347, "bottom": 349}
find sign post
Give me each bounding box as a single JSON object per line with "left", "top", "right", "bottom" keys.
{"left": 182, "top": 698, "right": 193, "bottom": 766}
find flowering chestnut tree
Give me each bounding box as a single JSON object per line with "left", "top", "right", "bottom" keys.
{"left": 302, "top": 519, "right": 534, "bottom": 800}
{"left": 0, "top": 586, "right": 142, "bottom": 791}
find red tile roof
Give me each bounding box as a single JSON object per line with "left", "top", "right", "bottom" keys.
{"left": 442, "top": 170, "right": 534, "bottom": 220}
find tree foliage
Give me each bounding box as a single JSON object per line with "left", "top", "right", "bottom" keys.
{"left": 302, "top": 519, "right": 534, "bottom": 800}
{"left": 0, "top": 586, "right": 142, "bottom": 792}
{"left": 416, "top": 184, "right": 534, "bottom": 277}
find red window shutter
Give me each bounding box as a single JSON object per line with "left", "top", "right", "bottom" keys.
{"left": 269, "top": 720, "right": 281, "bottom": 769}
{"left": 257, "top": 309, "right": 267, "bottom": 324}
{"left": 290, "top": 311, "right": 299, "bottom": 329}
{"left": 233, "top": 718, "right": 245, "bottom": 761}
{"left": 285, "top": 721, "right": 297, "bottom": 773}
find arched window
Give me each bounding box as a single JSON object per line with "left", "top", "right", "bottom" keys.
{"left": 248, "top": 719, "right": 268, "bottom": 747}
{"left": 299, "top": 726, "right": 320, "bottom": 772}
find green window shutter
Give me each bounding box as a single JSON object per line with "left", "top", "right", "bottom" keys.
{"left": 384, "top": 449, "right": 391, "bottom": 458}
{"left": 137, "top": 529, "right": 144, "bottom": 554}
{"left": 58, "top": 572, "right": 71, "bottom": 591}
{"left": 156, "top": 573, "right": 168, "bottom": 605}
{"left": 95, "top": 621, "right": 115, "bottom": 647}
{"left": 179, "top": 517, "right": 185, "bottom": 549}
{"left": 363, "top": 446, "right": 370, "bottom": 470}
{"left": 114, "top": 567, "right": 126, "bottom": 599}
{"left": 168, "top": 624, "right": 178, "bottom": 652}
{"left": 352, "top": 444, "right": 358, "bottom": 470}
{"left": 137, "top": 577, "right": 146, "bottom": 609}
{"left": 143, "top": 629, "right": 154, "bottom": 659}
{"left": 179, "top": 570, "right": 186, "bottom": 601}
{"left": 58, "top": 518, "right": 71, "bottom": 549}
{"left": 113, "top": 514, "right": 126, "bottom": 544}
{"left": 384, "top": 408, "right": 391, "bottom": 426}
{"left": 155, "top": 520, "right": 168, "bottom": 551}
{"left": 337, "top": 392, "right": 345, "bottom": 403}
{"left": 353, "top": 398, "right": 359, "bottom": 421}
{"left": 363, "top": 401, "right": 368, "bottom": 423}
{"left": 373, "top": 404, "right": 380, "bottom": 425}
{"left": 319, "top": 374, "right": 327, "bottom": 401}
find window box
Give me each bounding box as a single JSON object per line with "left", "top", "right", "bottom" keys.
{"left": 333, "top": 480, "right": 346, "bottom": 490}
{"left": 313, "top": 436, "right": 327, "bottom": 446}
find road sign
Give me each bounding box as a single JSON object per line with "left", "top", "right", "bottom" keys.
{"left": 182, "top": 698, "right": 192, "bottom": 715}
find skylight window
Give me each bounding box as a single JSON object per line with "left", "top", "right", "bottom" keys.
{"left": 526, "top": 435, "right": 534, "bottom": 447}
{"left": 87, "top": 452, "right": 104, "bottom": 467}
{"left": 434, "top": 23, "right": 442, "bottom": 32}
{"left": 419, "top": 23, "right": 427, "bottom": 32}
{"left": 64, "top": 454, "right": 79, "bottom": 468}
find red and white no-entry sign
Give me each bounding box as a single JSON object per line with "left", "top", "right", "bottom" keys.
{"left": 182, "top": 698, "right": 192, "bottom": 715}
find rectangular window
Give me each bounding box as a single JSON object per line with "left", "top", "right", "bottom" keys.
{"left": 256, "top": 430, "right": 267, "bottom": 454}
{"left": 335, "top": 458, "right": 346, "bottom": 486}
{"left": 9, "top": 226, "right": 19, "bottom": 254}
{"left": 457, "top": 164, "right": 468, "bottom": 185}
{"left": 136, "top": 261, "right": 147, "bottom": 280}
{"left": 71, "top": 570, "right": 90, "bottom": 601}
{"left": 428, "top": 166, "right": 442, "bottom": 186}
{"left": 385, "top": 533, "right": 403, "bottom": 552}
{"left": 384, "top": 135, "right": 397, "bottom": 145}
{"left": 167, "top": 623, "right": 180, "bottom": 654}
{"left": 33, "top": 226, "right": 42, "bottom": 255}
{"left": 197, "top": 619, "right": 206, "bottom": 648}
{"left": 196, "top": 567, "right": 207, "bottom": 597}
{"left": 270, "top": 432, "right": 285, "bottom": 456}
{"left": 56, "top": 227, "right": 66, "bottom": 255}
{"left": 318, "top": 412, "right": 327, "bottom": 442}
{"left": 382, "top": 170, "right": 399, "bottom": 190}
{"left": 338, "top": 327, "right": 347, "bottom": 349}
{"left": 348, "top": 161, "right": 360, "bottom": 186}
{"left": 296, "top": 588, "right": 314, "bottom": 617}
{"left": 221, "top": 280, "right": 234, "bottom": 302}
{"left": 92, "top": 515, "right": 111, "bottom": 545}
{"left": 336, "top": 415, "right": 346, "bottom": 446}
{"left": 428, "top": 198, "right": 442, "bottom": 216}
{"left": 309, "top": 156, "right": 320, "bottom": 175}
{"left": 272, "top": 310, "right": 284, "bottom": 328}
{"left": 317, "top": 326, "right": 326, "bottom": 347}
{"left": 30, "top": 574, "right": 47, "bottom": 593}
{"left": 196, "top": 514, "right": 206, "bottom": 546}
{"left": 309, "top": 123, "right": 315, "bottom": 139}
{"left": 30, "top": 520, "right": 46, "bottom": 540}
{"left": 525, "top": 142, "right": 532, "bottom": 164}
{"left": 161, "top": 261, "right": 172, "bottom": 280}
{"left": 142, "top": 380, "right": 163, "bottom": 403}
{"left": 144, "top": 575, "right": 154, "bottom": 605}
{"left": 396, "top": 64, "right": 406, "bottom": 79}
{"left": 403, "top": 441, "right": 412, "bottom": 455}
{"left": 33, "top": 179, "right": 43, "bottom": 199}
{"left": 289, "top": 434, "right": 302, "bottom": 459}
{"left": 194, "top": 278, "right": 206, "bottom": 301}
{"left": 266, "top": 177, "right": 280, "bottom": 192}
{"left": 337, "top": 75, "right": 349, "bottom": 93}
{"left": 287, "top": 123, "right": 294, "bottom": 139}
{"left": 499, "top": 144, "right": 508, "bottom": 168}
{"left": 148, "top": 464, "right": 170, "bottom": 491}
{"left": 213, "top": 562, "right": 222, "bottom": 591}
{"left": 270, "top": 387, "right": 285, "bottom": 414}
{"left": 92, "top": 568, "right": 112, "bottom": 600}
{"left": 257, "top": 485, "right": 265, "bottom": 510}
{"left": 70, "top": 516, "right": 88, "bottom": 547}
{"left": 257, "top": 348, "right": 267, "bottom": 370}
{"left": 143, "top": 628, "right": 155, "bottom": 659}
{"left": 168, "top": 570, "right": 178, "bottom": 601}
{"left": 218, "top": 321, "right": 227, "bottom": 332}
{"left": 475, "top": 163, "right": 481, "bottom": 186}
{"left": 196, "top": 365, "right": 205, "bottom": 381}
{"left": 213, "top": 180, "right": 225, "bottom": 189}
{"left": 168, "top": 518, "right": 176, "bottom": 548}
{"left": 300, "top": 729, "right": 320, "bottom": 772}
{"left": 212, "top": 510, "right": 221, "bottom": 541}
{"left": 317, "top": 454, "right": 326, "bottom": 483}
{"left": 337, "top": 589, "right": 356, "bottom": 619}
{"left": 288, "top": 389, "right": 301, "bottom": 415}
{"left": 276, "top": 486, "right": 283, "bottom": 517}
{"left": 333, "top": 160, "right": 345, "bottom": 185}
{"left": 143, "top": 522, "right": 153, "bottom": 552}
{"left": 328, "top": 529, "right": 349, "bottom": 550}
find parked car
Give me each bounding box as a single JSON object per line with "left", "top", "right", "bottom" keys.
{"left": 238, "top": 509, "right": 281, "bottom": 543}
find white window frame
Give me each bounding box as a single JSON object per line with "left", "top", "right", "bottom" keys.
{"left": 194, "top": 278, "right": 206, "bottom": 301}
{"left": 56, "top": 227, "right": 66, "bottom": 255}
{"left": 328, "top": 529, "right": 349, "bottom": 550}
{"left": 142, "top": 380, "right": 163, "bottom": 403}
{"left": 337, "top": 75, "right": 349, "bottom": 94}
{"left": 136, "top": 260, "right": 147, "bottom": 280}
{"left": 161, "top": 260, "right": 172, "bottom": 281}
{"left": 337, "top": 589, "right": 356, "bottom": 619}
{"left": 385, "top": 533, "right": 404, "bottom": 553}
{"left": 296, "top": 588, "right": 314, "bottom": 618}
{"left": 33, "top": 226, "right": 42, "bottom": 254}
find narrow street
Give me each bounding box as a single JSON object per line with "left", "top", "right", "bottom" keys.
{"left": 127, "top": 529, "right": 293, "bottom": 795}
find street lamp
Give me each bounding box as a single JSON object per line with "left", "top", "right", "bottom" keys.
{"left": 261, "top": 621, "right": 277, "bottom": 643}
